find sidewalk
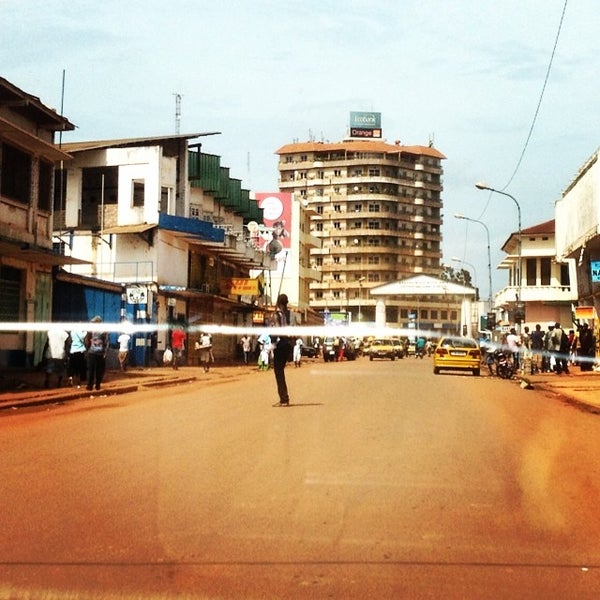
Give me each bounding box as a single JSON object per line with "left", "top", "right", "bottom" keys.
{"left": 521, "top": 367, "right": 600, "bottom": 414}
{"left": 1, "top": 361, "right": 599, "bottom": 414}
{"left": 0, "top": 363, "right": 255, "bottom": 412}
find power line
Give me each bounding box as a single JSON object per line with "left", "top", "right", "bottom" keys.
{"left": 500, "top": 0, "right": 569, "bottom": 192}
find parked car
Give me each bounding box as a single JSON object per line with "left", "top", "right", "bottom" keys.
{"left": 433, "top": 336, "right": 481, "bottom": 376}
{"left": 300, "top": 345, "right": 317, "bottom": 358}
{"left": 368, "top": 338, "right": 396, "bottom": 361}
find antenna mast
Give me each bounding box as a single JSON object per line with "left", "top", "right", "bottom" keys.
{"left": 173, "top": 93, "right": 182, "bottom": 134}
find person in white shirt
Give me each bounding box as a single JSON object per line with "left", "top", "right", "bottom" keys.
{"left": 44, "top": 327, "right": 70, "bottom": 388}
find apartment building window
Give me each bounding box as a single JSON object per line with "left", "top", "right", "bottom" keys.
{"left": 334, "top": 169, "right": 342, "bottom": 177}
{"left": 333, "top": 239, "right": 340, "bottom": 246}
{"left": 526, "top": 258, "right": 537, "bottom": 286}
{"left": 333, "top": 256, "right": 340, "bottom": 264}
{"left": 1, "top": 142, "right": 31, "bottom": 204}
{"left": 315, "top": 223, "right": 323, "bottom": 232}
{"left": 316, "top": 206, "right": 324, "bottom": 214}
{"left": 540, "top": 257, "right": 551, "bottom": 286}
{"left": 368, "top": 169, "right": 380, "bottom": 176}
{"left": 367, "top": 256, "right": 380, "bottom": 264}
{"left": 333, "top": 204, "right": 341, "bottom": 212}
{"left": 368, "top": 204, "right": 380, "bottom": 212}
{"left": 333, "top": 221, "right": 341, "bottom": 230}
{"left": 352, "top": 169, "right": 362, "bottom": 176}
{"left": 367, "top": 273, "right": 380, "bottom": 282}
{"left": 353, "top": 221, "right": 361, "bottom": 229}
{"left": 441, "top": 310, "right": 448, "bottom": 320}
{"left": 367, "top": 221, "right": 380, "bottom": 229}
{"left": 430, "top": 310, "right": 438, "bottom": 319}
{"left": 354, "top": 204, "right": 362, "bottom": 212}
{"left": 317, "top": 170, "right": 324, "bottom": 178}
{"left": 300, "top": 155, "right": 307, "bottom": 161}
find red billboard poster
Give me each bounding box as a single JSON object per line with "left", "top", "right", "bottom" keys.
{"left": 253, "top": 193, "right": 292, "bottom": 261}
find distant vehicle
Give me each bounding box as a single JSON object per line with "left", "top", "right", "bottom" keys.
{"left": 433, "top": 336, "right": 481, "bottom": 376}
{"left": 322, "top": 337, "right": 337, "bottom": 362}
{"left": 391, "top": 338, "right": 405, "bottom": 359}
{"left": 300, "top": 345, "right": 316, "bottom": 358}
{"left": 368, "top": 339, "right": 396, "bottom": 361}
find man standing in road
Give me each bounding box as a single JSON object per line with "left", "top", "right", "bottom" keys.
{"left": 271, "top": 293, "right": 292, "bottom": 406}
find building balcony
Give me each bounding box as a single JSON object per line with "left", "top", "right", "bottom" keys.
{"left": 495, "top": 283, "right": 578, "bottom": 307}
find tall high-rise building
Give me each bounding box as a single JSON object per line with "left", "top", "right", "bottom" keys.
{"left": 276, "top": 136, "right": 445, "bottom": 324}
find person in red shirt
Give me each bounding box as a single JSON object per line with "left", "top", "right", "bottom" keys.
{"left": 170, "top": 324, "right": 187, "bottom": 370}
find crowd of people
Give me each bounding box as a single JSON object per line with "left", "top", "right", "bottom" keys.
{"left": 495, "top": 321, "right": 597, "bottom": 375}
{"left": 43, "top": 316, "right": 116, "bottom": 391}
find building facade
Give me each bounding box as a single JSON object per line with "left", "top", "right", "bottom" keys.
{"left": 496, "top": 219, "right": 578, "bottom": 331}
{"left": 555, "top": 148, "right": 600, "bottom": 322}
{"left": 276, "top": 138, "right": 445, "bottom": 326}
{"left": 53, "top": 135, "right": 272, "bottom": 364}
{"left": 0, "top": 77, "right": 76, "bottom": 367}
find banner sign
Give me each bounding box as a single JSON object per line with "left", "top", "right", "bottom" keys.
{"left": 220, "top": 278, "right": 259, "bottom": 296}
{"left": 591, "top": 260, "right": 600, "bottom": 283}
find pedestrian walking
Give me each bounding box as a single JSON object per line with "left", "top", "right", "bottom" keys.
{"left": 67, "top": 328, "right": 88, "bottom": 387}
{"left": 85, "top": 316, "right": 108, "bottom": 391}
{"left": 293, "top": 338, "right": 303, "bottom": 367}
{"left": 240, "top": 334, "right": 252, "bottom": 364}
{"left": 271, "top": 293, "right": 292, "bottom": 406}
{"left": 43, "top": 326, "right": 70, "bottom": 388}
{"left": 117, "top": 328, "right": 131, "bottom": 371}
{"left": 196, "top": 331, "right": 213, "bottom": 372}
{"left": 257, "top": 333, "right": 271, "bottom": 371}
{"left": 170, "top": 324, "right": 186, "bottom": 370}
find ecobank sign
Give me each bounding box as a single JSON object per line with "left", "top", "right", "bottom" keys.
{"left": 350, "top": 111, "right": 381, "bottom": 129}
{"left": 349, "top": 112, "right": 382, "bottom": 139}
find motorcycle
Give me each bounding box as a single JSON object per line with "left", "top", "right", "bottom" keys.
{"left": 486, "top": 348, "right": 514, "bottom": 379}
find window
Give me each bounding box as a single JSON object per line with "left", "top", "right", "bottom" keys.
{"left": 540, "top": 257, "right": 551, "bottom": 286}
{"left": 315, "top": 223, "right": 323, "bottom": 232}
{"left": 38, "top": 160, "right": 53, "bottom": 211}
{"left": 316, "top": 206, "right": 323, "bottom": 214}
{"left": 1, "top": 143, "right": 31, "bottom": 204}
{"left": 560, "top": 263, "right": 570, "bottom": 287}
{"left": 526, "top": 258, "right": 537, "bottom": 286}
{"left": 0, "top": 266, "right": 22, "bottom": 323}
{"left": 368, "top": 204, "right": 380, "bottom": 212}
{"left": 333, "top": 221, "right": 341, "bottom": 230}
{"left": 334, "top": 169, "right": 341, "bottom": 177}
{"left": 334, "top": 204, "right": 341, "bottom": 212}
{"left": 160, "top": 187, "right": 171, "bottom": 213}
{"left": 132, "top": 180, "right": 145, "bottom": 207}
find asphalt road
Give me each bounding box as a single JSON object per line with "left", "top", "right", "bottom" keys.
{"left": 0, "top": 357, "right": 599, "bottom": 599}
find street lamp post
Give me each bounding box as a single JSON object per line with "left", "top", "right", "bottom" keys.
{"left": 454, "top": 213, "right": 493, "bottom": 309}
{"left": 475, "top": 183, "right": 522, "bottom": 304}
{"left": 357, "top": 276, "right": 366, "bottom": 322}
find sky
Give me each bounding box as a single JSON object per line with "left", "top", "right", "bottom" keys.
{"left": 3, "top": 0, "right": 598, "bottom": 298}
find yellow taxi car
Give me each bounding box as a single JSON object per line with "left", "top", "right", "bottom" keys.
{"left": 433, "top": 336, "right": 481, "bottom": 376}
{"left": 368, "top": 338, "right": 396, "bottom": 361}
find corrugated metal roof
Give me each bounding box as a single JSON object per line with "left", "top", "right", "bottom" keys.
{"left": 62, "top": 132, "right": 220, "bottom": 153}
